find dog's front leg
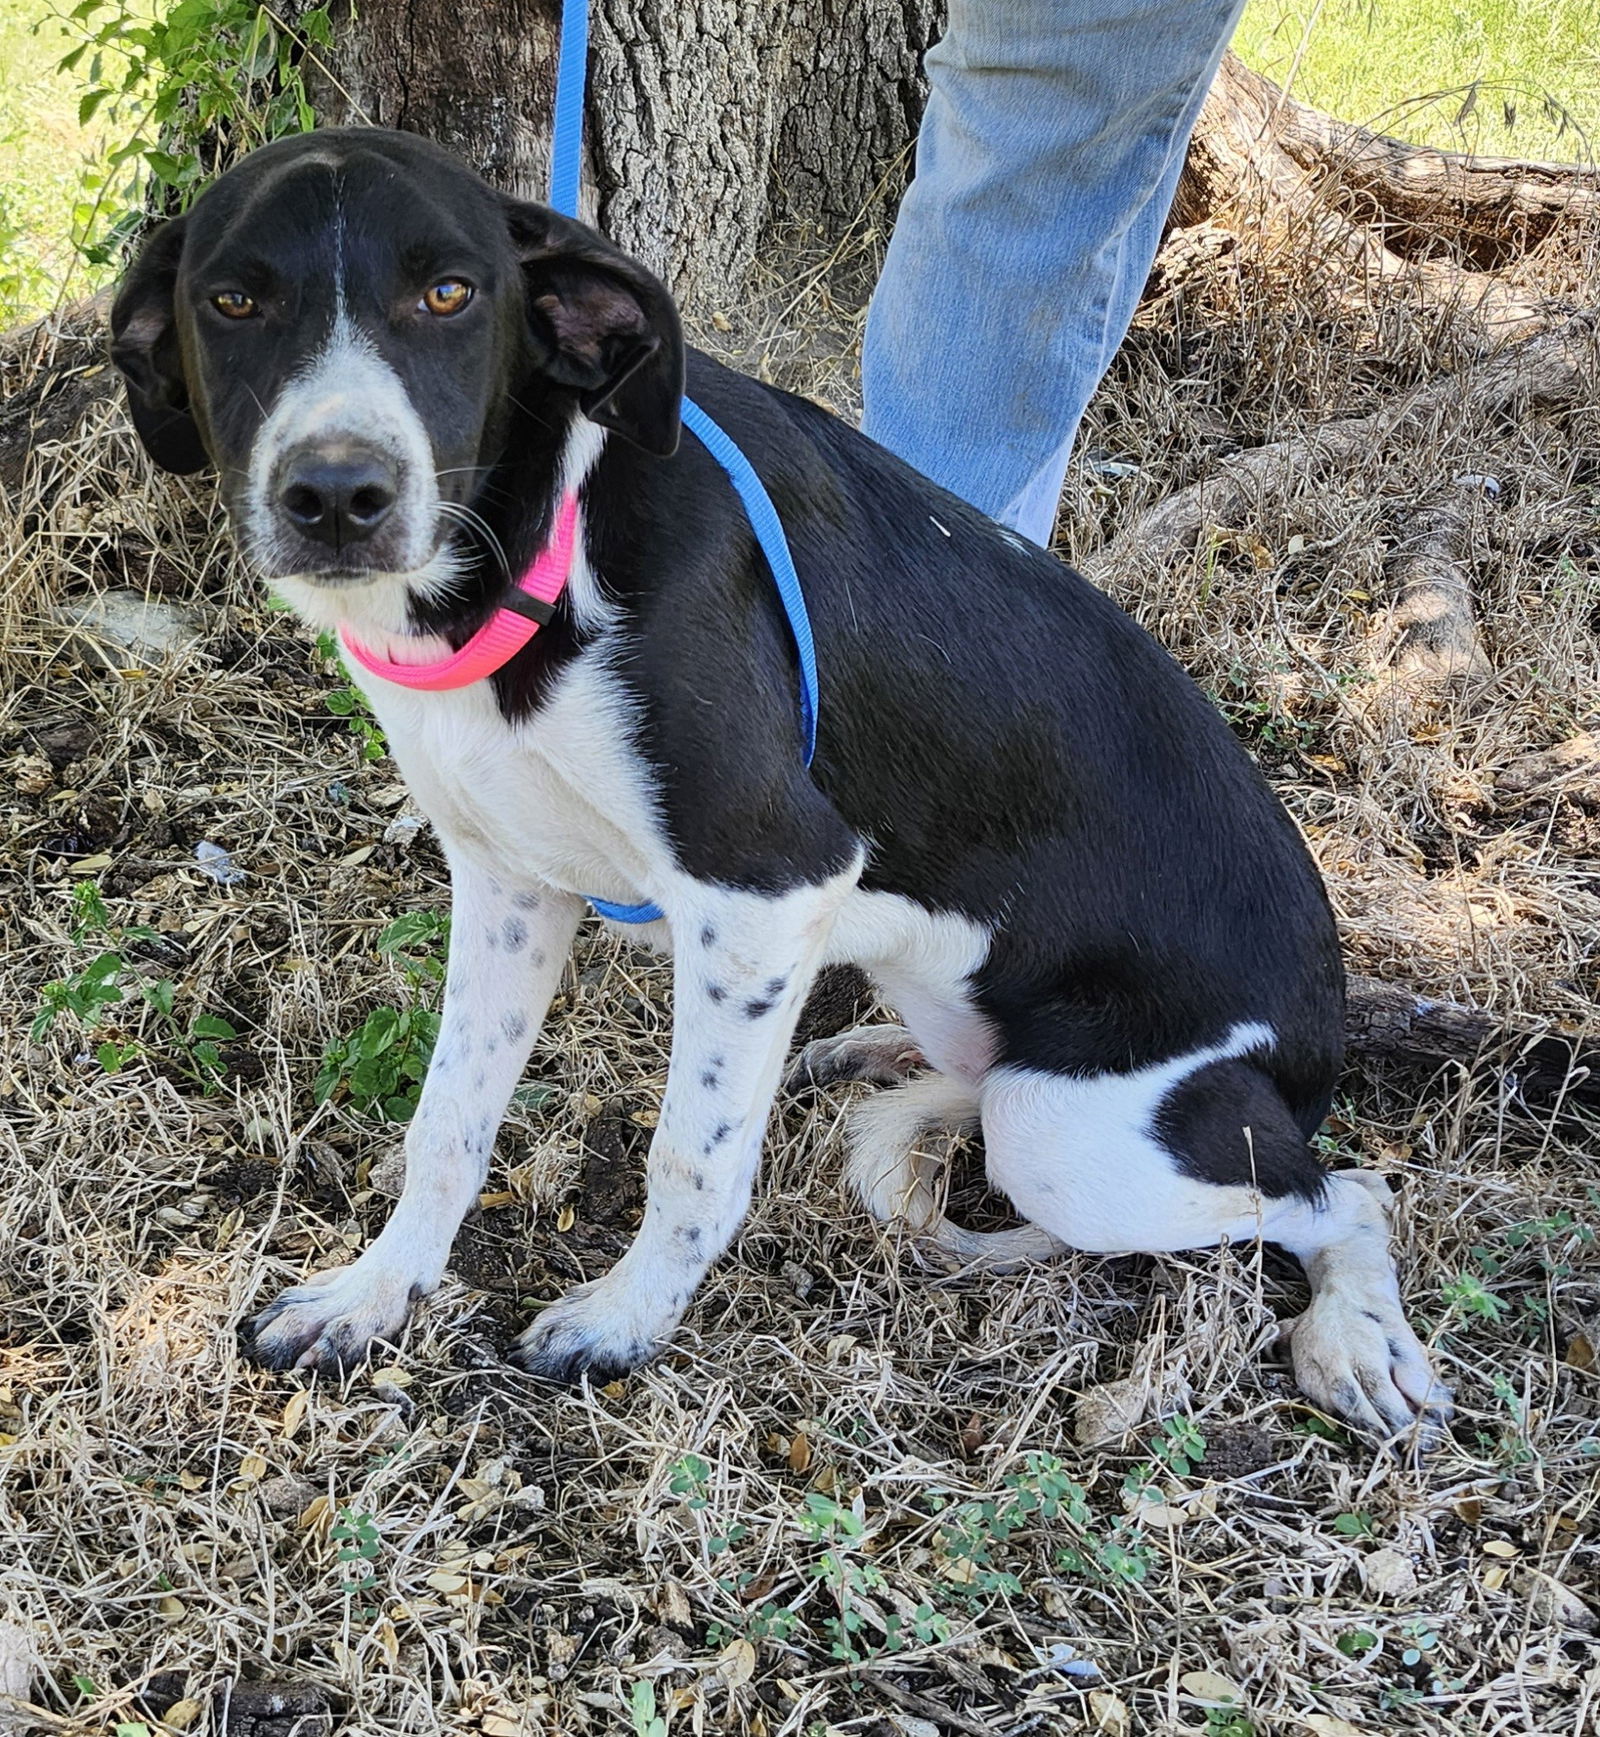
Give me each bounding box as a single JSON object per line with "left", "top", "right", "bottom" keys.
{"left": 510, "top": 870, "right": 856, "bottom": 1383}
{"left": 250, "top": 866, "right": 583, "bottom": 1372}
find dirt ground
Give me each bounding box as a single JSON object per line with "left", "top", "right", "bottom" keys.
{"left": 2, "top": 217, "right": 1599, "bottom": 1737}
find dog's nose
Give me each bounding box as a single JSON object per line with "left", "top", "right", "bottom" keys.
{"left": 277, "top": 447, "right": 399, "bottom": 548}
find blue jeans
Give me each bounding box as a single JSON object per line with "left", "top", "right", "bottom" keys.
{"left": 861, "top": 0, "right": 1245, "bottom": 545}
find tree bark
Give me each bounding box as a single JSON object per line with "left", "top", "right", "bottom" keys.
{"left": 302, "top": 0, "right": 944, "bottom": 313}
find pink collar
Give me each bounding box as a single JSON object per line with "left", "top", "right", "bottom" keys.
{"left": 340, "top": 493, "right": 580, "bottom": 691}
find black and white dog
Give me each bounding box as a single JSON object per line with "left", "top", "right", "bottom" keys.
{"left": 111, "top": 128, "right": 1449, "bottom": 1436}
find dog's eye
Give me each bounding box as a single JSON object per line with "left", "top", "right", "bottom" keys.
{"left": 212, "top": 291, "right": 258, "bottom": 320}
{"left": 422, "top": 280, "right": 474, "bottom": 317}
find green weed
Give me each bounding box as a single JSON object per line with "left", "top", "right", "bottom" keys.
{"left": 56, "top": 0, "right": 332, "bottom": 264}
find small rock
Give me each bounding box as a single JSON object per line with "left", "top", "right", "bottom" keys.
{"left": 382, "top": 813, "right": 426, "bottom": 847}
{"left": 53, "top": 590, "right": 204, "bottom": 669}
{"left": 1525, "top": 1570, "right": 1597, "bottom": 1633}
{"left": 257, "top": 1474, "right": 318, "bottom": 1519}
{"left": 1360, "top": 1547, "right": 1418, "bottom": 1600}
{"left": 1451, "top": 471, "right": 1502, "bottom": 497}
{"left": 367, "top": 1145, "right": 408, "bottom": 1197}
{"left": 1074, "top": 1363, "right": 1191, "bottom": 1446}
{"left": 32, "top": 721, "right": 98, "bottom": 767}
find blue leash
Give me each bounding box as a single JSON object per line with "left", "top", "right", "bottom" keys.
{"left": 551, "top": 0, "right": 819, "bottom": 926}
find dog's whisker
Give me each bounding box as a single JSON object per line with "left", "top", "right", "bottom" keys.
{"left": 436, "top": 499, "right": 513, "bottom": 587}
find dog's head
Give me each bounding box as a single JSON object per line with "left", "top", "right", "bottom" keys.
{"left": 110, "top": 128, "right": 682, "bottom": 598}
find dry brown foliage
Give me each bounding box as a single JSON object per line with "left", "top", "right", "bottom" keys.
{"left": 2, "top": 183, "right": 1598, "bottom": 1737}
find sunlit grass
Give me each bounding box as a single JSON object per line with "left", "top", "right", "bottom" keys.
{"left": 1237, "top": 0, "right": 1599, "bottom": 161}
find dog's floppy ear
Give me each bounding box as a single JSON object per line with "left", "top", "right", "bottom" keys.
{"left": 502, "top": 198, "right": 683, "bottom": 458}
{"left": 110, "top": 217, "right": 210, "bottom": 475}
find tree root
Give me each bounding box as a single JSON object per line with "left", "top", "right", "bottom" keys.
{"left": 1087, "top": 315, "right": 1595, "bottom": 573}
{"left": 1362, "top": 481, "right": 1497, "bottom": 729}
{"left": 1345, "top": 975, "right": 1600, "bottom": 1114}
{"left": 1171, "top": 54, "right": 1584, "bottom": 340}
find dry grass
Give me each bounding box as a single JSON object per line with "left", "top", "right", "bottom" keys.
{"left": 3, "top": 211, "right": 1600, "bottom": 1737}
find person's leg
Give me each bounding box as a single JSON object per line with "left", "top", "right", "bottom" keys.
{"left": 861, "top": 0, "right": 1245, "bottom": 545}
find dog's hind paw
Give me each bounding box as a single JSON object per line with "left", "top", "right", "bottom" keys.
{"left": 1277, "top": 1293, "right": 1454, "bottom": 1449}
{"left": 787, "top": 1023, "right": 925, "bottom": 1091}
{"left": 246, "top": 1261, "right": 420, "bottom": 1373}
{"left": 507, "top": 1279, "right": 670, "bottom": 1385}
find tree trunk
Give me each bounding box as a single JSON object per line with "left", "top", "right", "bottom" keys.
{"left": 302, "top": 0, "right": 944, "bottom": 313}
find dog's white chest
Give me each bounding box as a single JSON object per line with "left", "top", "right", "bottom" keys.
{"left": 354, "top": 650, "right": 664, "bottom": 904}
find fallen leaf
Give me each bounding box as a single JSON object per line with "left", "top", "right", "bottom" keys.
{"left": 478, "top": 1191, "right": 515, "bottom": 1210}
{"left": 1482, "top": 1540, "right": 1519, "bottom": 1558}
{"left": 161, "top": 1699, "right": 204, "bottom": 1731}
{"left": 556, "top": 1203, "right": 576, "bottom": 1232}
{"left": 1453, "top": 1496, "right": 1483, "bottom": 1524}
{"left": 1088, "top": 1689, "right": 1130, "bottom": 1735}
{"left": 369, "top": 1366, "right": 412, "bottom": 1388}
{"left": 1483, "top": 1565, "right": 1510, "bottom": 1591}
{"left": 1565, "top": 1333, "right": 1594, "bottom": 1371}
{"left": 788, "top": 1432, "right": 812, "bottom": 1474}
{"left": 1180, "top": 1670, "right": 1240, "bottom": 1703}
{"left": 717, "top": 1638, "right": 756, "bottom": 1688}
{"left": 156, "top": 1595, "right": 186, "bottom": 1621}
{"left": 281, "top": 1389, "right": 309, "bottom": 1439}
{"left": 1139, "top": 1503, "right": 1189, "bottom": 1528}
{"left": 1303, "top": 1717, "right": 1365, "bottom": 1737}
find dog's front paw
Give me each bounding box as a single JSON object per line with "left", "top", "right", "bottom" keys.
{"left": 1279, "top": 1293, "right": 1453, "bottom": 1445}
{"left": 248, "top": 1261, "right": 422, "bottom": 1373}
{"left": 507, "top": 1279, "right": 675, "bottom": 1385}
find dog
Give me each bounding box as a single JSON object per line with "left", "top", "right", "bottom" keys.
{"left": 110, "top": 127, "right": 1450, "bottom": 1437}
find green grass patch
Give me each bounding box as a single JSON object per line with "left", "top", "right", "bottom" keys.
{"left": 1237, "top": 0, "right": 1599, "bottom": 160}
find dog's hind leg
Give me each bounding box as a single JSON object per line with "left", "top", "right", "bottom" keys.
{"left": 978, "top": 1033, "right": 1452, "bottom": 1441}
{"left": 249, "top": 864, "right": 584, "bottom": 1372}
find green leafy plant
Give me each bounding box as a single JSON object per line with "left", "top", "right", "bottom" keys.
{"left": 315, "top": 912, "right": 449, "bottom": 1119}
{"left": 331, "top": 1506, "right": 381, "bottom": 1620}
{"left": 1337, "top": 1627, "right": 1379, "bottom": 1658}
{"left": 1150, "top": 1414, "right": 1206, "bottom": 1479}
{"left": 1441, "top": 1270, "right": 1509, "bottom": 1327}
{"left": 315, "top": 1003, "right": 439, "bottom": 1121}
{"left": 1332, "top": 1510, "right": 1376, "bottom": 1539}
{"left": 316, "top": 630, "right": 389, "bottom": 762}
{"left": 1205, "top": 1710, "right": 1256, "bottom": 1737}
{"left": 58, "top": 0, "right": 333, "bottom": 266}
{"left": 939, "top": 1453, "right": 1153, "bottom": 1592}
{"left": 628, "top": 1680, "right": 667, "bottom": 1737}
{"left": 32, "top": 882, "right": 234, "bottom": 1086}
